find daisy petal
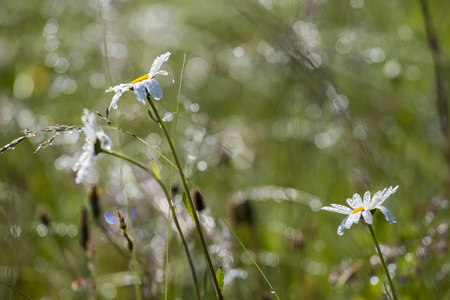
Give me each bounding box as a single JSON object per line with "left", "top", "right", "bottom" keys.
{"left": 73, "top": 109, "right": 112, "bottom": 184}
{"left": 145, "top": 78, "right": 163, "bottom": 100}
{"left": 96, "top": 130, "right": 112, "bottom": 150}
{"left": 363, "top": 191, "right": 371, "bottom": 204}
{"left": 149, "top": 52, "right": 171, "bottom": 78}
{"left": 106, "top": 84, "right": 133, "bottom": 110}
{"left": 382, "top": 185, "right": 399, "bottom": 201}
{"left": 370, "top": 190, "right": 383, "bottom": 207}
{"left": 345, "top": 211, "right": 361, "bottom": 228}
{"left": 362, "top": 210, "right": 373, "bottom": 225}
{"left": 378, "top": 206, "right": 396, "bottom": 224}
{"left": 338, "top": 216, "right": 349, "bottom": 235}
{"left": 371, "top": 185, "right": 398, "bottom": 208}
{"left": 347, "top": 193, "right": 362, "bottom": 208}
{"left": 133, "top": 82, "right": 147, "bottom": 105}
{"left": 321, "top": 205, "right": 352, "bottom": 214}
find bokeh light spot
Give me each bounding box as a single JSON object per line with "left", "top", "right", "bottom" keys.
{"left": 350, "top": 0, "right": 365, "bottom": 9}
{"left": 33, "top": 257, "right": 48, "bottom": 274}
{"left": 36, "top": 224, "right": 49, "bottom": 237}
{"left": 370, "top": 276, "right": 379, "bottom": 285}
{"left": 100, "top": 283, "right": 117, "bottom": 299}
{"left": 13, "top": 74, "right": 34, "bottom": 99}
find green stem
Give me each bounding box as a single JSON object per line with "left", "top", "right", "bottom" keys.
{"left": 147, "top": 97, "right": 223, "bottom": 300}
{"left": 164, "top": 207, "right": 171, "bottom": 300}
{"left": 0, "top": 279, "right": 33, "bottom": 300}
{"left": 368, "top": 224, "right": 397, "bottom": 300}
{"left": 100, "top": 148, "right": 201, "bottom": 300}
{"left": 131, "top": 252, "right": 142, "bottom": 300}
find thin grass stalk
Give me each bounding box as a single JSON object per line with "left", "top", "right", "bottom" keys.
{"left": 100, "top": 148, "right": 201, "bottom": 300}
{"left": 368, "top": 224, "right": 397, "bottom": 300}
{"left": 164, "top": 207, "right": 171, "bottom": 300}
{"left": 96, "top": 0, "right": 112, "bottom": 86}
{"left": 419, "top": 0, "right": 450, "bottom": 170}
{"left": 0, "top": 279, "right": 33, "bottom": 300}
{"left": 129, "top": 251, "right": 141, "bottom": 299}
{"left": 131, "top": 252, "right": 142, "bottom": 300}
{"left": 146, "top": 95, "right": 223, "bottom": 299}
{"left": 164, "top": 52, "right": 185, "bottom": 300}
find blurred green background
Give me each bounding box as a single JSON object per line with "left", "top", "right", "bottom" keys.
{"left": 1, "top": 0, "right": 449, "bottom": 299}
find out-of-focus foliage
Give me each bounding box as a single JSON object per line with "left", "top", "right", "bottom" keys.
{"left": 1, "top": 0, "right": 449, "bottom": 299}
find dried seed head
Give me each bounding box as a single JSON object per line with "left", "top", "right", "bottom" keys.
{"left": 89, "top": 186, "right": 101, "bottom": 220}
{"left": 230, "top": 199, "right": 254, "bottom": 225}
{"left": 171, "top": 184, "right": 179, "bottom": 196}
{"left": 117, "top": 209, "right": 127, "bottom": 230}
{"left": 125, "top": 233, "right": 134, "bottom": 252}
{"left": 38, "top": 209, "right": 51, "bottom": 227}
{"left": 80, "top": 208, "right": 89, "bottom": 250}
{"left": 193, "top": 189, "right": 205, "bottom": 212}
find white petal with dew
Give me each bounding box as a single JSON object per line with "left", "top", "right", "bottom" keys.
{"left": 338, "top": 216, "right": 349, "bottom": 235}
{"left": 371, "top": 185, "right": 398, "bottom": 209}
{"left": 97, "top": 130, "right": 112, "bottom": 150}
{"left": 322, "top": 204, "right": 352, "bottom": 214}
{"left": 146, "top": 78, "right": 163, "bottom": 100}
{"left": 106, "top": 84, "right": 133, "bottom": 110}
{"left": 345, "top": 211, "right": 361, "bottom": 228}
{"left": 73, "top": 148, "right": 94, "bottom": 184}
{"left": 149, "top": 52, "right": 171, "bottom": 78}
{"left": 362, "top": 210, "right": 373, "bottom": 225}
{"left": 363, "top": 191, "right": 371, "bottom": 204}
{"left": 378, "top": 206, "right": 396, "bottom": 224}
{"left": 133, "top": 82, "right": 147, "bottom": 105}
{"left": 347, "top": 193, "right": 361, "bottom": 209}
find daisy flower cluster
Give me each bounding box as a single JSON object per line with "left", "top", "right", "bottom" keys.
{"left": 321, "top": 186, "right": 399, "bottom": 235}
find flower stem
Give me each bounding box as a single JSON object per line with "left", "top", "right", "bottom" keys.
{"left": 368, "top": 224, "right": 397, "bottom": 300}
{"left": 100, "top": 148, "right": 201, "bottom": 300}
{"left": 147, "top": 97, "right": 223, "bottom": 300}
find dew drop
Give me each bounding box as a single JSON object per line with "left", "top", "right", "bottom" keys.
{"left": 172, "top": 77, "right": 175, "bottom": 84}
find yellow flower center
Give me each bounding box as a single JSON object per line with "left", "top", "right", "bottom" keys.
{"left": 130, "top": 74, "right": 149, "bottom": 85}
{"left": 352, "top": 206, "right": 365, "bottom": 214}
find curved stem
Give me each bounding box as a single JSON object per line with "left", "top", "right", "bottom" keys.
{"left": 147, "top": 98, "right": 223, "bottom": 300}
{"left": 368, "top": 224, "right": 397, "bottom": 300}
{"left": 100, "top": 148, "right": 201, "bottom": 300}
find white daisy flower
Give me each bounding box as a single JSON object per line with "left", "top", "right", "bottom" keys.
{"left": 321, "top": 185, "right": 398, "bottom": 235}
{"left": 73, "top": 109, "right": 112, "bottom": 184}
{"left": 105, "top": 52, "right": 171, "bottom": 111}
